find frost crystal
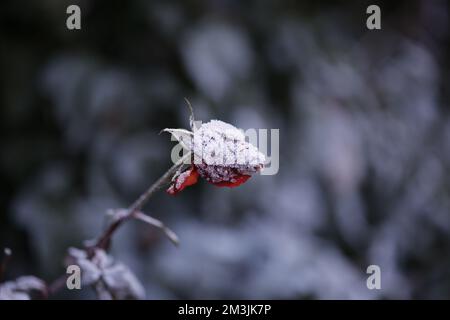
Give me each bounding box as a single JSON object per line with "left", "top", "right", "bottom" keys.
{"left": 164, "top": 116, "right": 266, "bottom": 193}
{"left": 0, "top": 276, "right": 46, "bottom": 300}
{"left": 192, "top": 120, "right": 265, "bottom": 184}
{"left": 175, "top": 169, "right": 195, "bottom": 189}
{"left": 68, "top": 247, "right": 145, "bottom": 300}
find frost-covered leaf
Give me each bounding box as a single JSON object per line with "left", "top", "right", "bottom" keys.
{"left": 162, "top": 128, "right": 193, "bottom": 151}
{"left": 77, "top": 259, "right": 102, "bottom": 285}
{"left": 14, "top": 276, "right": 47, "bottom": 292}
{"left": 102, "top": 263, "right": 145, "bottom": 300}
{"left": 94, "top": 281, "right": 113, "bottom": 300}
{"left": 67, "top": 247, "right": 145, "bottom": 299}
{"left": 0, "top": 276, "right": 46, "bottom": 300}
{"left": 193, "top": 119, "right": 265, "bottom": 169}
{"left": 165, "top": 118, "right": 266, "bottom": 194}
{"left": 68, "top": 247, "right": 102, "bottom": 285}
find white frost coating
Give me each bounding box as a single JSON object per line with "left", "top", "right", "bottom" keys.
{"left": 162, "top": 128, "right": 193, "bottom": 151}
{"left": 68, "top": 247, "right": 145, "bottom": 300}
{"left": 165, "top": 118, "right": 266, "bottom": 185}
{"left": 174, "top": 169, "right": 193, "bottom": 189}
{"left": 0, "top": 276, "right": 46, "bottom": 300}
{"left": 193, "top": 120, "right": 265, "bottom": 167}
{"left": 167, "top": 167, "right": 194, "bottom": 194}
{"left": 192, "top": 120, "right": 266, "bottom": 184}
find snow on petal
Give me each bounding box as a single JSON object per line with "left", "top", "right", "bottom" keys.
{"left": 167, "top": 165, "right": 199, "bottom": 195}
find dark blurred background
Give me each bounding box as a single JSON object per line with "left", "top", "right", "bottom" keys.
{"left": 1, "top": 0, "right": 450, "bottom": 299}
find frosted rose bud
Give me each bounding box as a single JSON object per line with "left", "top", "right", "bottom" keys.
{"left": 164, "top": 119, "right": 265, "bottom": 195}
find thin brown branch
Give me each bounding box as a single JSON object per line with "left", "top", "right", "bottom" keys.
{"left": 92, "top": 152, "right": 190, "bottom": 252}
{"left": 49, "top": 145, "right": 191, "bottom": 296}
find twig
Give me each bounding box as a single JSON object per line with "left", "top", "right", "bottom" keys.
{"left": 92, "top": 152, "right": 190, "bottom": 252}
{"left": 48, "top": 147, "right": 190, "bottom": 297}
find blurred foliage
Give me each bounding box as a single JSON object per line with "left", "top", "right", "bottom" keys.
{"left": 1, "top": 0, "right": 450, "bottom": 299}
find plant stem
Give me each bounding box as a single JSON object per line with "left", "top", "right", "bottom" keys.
{"left": 93, "top": 153, "right": 190, "bottom": 252}
{"left": 48, "top": 154, "right": 191, "bottom": 295}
